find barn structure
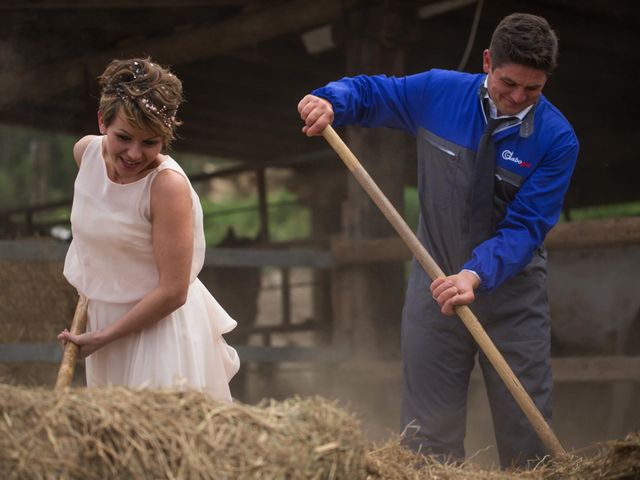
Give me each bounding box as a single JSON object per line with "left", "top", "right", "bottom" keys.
{"left": 1, "top": 0, "right": 639, "bottom": 461}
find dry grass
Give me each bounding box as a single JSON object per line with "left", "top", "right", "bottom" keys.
{"left": 0, "top": 385, "right": 368, "bottom": 480}
{"left": 1, "top": 385, "right": 638, "bottom": 480}
{"left": 365, "top": 434, "right": 640, "bottom": 479}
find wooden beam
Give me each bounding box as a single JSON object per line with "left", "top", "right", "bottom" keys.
{"left": 0, "top": 343, "right": 349, "bottom": 364}
{"left": 0, "top": 0, "right": 358, "bottom": 108}
{"left": 178, "top": 129, "right": 296, "bottom": 163}
{"left": 1, "top": 0, "right": 252, "bottom": 9}
{"left": 469, "top": 356, "right": 640, "bottom": 383}
{"left": 4, "top": 342, "right": 638, "bottom": 379}
{"left": 180, "top": 53, "right": 328, "bottom": 94}
{"left": 331, "top": 235, "right": 408, "bottom": 266}
{"left": 204, "top": 247, "right": 332, "bottom": 268}
{"left": 545, "top": 217, "right": 640, "bottom": 250}
{"left": 177, "top": 132, "right": 332, "bottom": 166}
{"left": 416, "top": 0, "right": 477, "bottom": 19}
{"left": 0, "top": 240, "right": 333, "bottom": 267}
{"left": 314, "top": 357, "right": 640, "bottom": 383}
{"left": 0, "top": 99, "right": 93, "bottom": 137}
{"left": 183, "top": 120, "right": 307, "bottom": 155}
{"left": 550, "top": 356, "right": 640, "bottom": 383}
{"left": 181, "top": 85, "right": 301, "bottom": 124}
{"left": 0, "top": 240, "right": 68, "bottom": 262}
{"left": 182, "top": 107, "right": 297, "bottom": 138}
{"left": 180, "top": 83, "right": 305, "bottom": 131}
{"left": 330, "top": 217, "right": 640, "bottom": 266}
{"left": 231, "top": 41, "right": 344, "bottom": 77}
{"left": 8, "top": 218, "right": 635, "bottom": 268}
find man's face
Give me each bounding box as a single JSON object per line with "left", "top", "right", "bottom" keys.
{"left": 483, "top": 49, "right": 548, "bottom": 116}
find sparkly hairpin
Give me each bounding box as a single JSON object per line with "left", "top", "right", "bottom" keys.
{"left": 132, "top": 61, "right": 142, "bottom": 79}
{"left": 140, "top": 97, "right": 176, "bottom": 129}
{"left": 104, "top": 83, "right": 176, "bottom": 129}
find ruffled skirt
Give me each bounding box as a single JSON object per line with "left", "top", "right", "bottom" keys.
{"left": 84, "top": 278, "right": 240, "bottom": 401}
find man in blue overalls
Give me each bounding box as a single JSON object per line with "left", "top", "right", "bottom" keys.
{"left": 298, "top": 13, "right": 579, "bottom": 467}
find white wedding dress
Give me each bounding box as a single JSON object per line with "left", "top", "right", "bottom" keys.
{"left": 64, "top": 136, "right": 240, "bottom": 400}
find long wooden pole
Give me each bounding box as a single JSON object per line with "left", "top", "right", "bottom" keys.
{"left": 54, "top": 294, "right": 88, "bottom": 390}
{"left": 321, "top": 125, "right": 566, "bottom": 458}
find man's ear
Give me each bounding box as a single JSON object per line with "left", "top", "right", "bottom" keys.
{"left": 482, "top": 49, "right": 492, "bottom": 74}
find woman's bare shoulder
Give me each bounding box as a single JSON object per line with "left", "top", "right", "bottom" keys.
{"left": 151, "top": 168, "right": 191, "bottom": 202}
{"left": 149, "top": 166, "right": 190, "bottom": 212}
{"left": 73, "top": 135, "right": 99, "bottom": 167}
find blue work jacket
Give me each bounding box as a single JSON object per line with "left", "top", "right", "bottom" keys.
{"left": 313, "top": 69, "right": 579, "bottom": 292}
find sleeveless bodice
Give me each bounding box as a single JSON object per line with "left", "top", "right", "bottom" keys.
{"left": 64, "top": 136, "right": 206, "bottom": 303}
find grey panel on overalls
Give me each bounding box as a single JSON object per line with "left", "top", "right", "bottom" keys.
{"left": 400, "top": 127, "right": 552, "bottom": 468}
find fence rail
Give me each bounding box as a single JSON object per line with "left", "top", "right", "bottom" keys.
{"left": 1, "top": 343, "right": 638, "bottom": 382}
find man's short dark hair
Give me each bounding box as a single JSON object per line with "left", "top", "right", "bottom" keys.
{"left": 489, "top": 13, "right": 558, "bottom": 75}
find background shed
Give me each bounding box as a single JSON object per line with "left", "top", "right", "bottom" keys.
{"left": 1, "top": 0, "right": 639, "bottom": 467}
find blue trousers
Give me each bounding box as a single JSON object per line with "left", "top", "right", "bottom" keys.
{"left": 400, "top": 257, "right": 553, "bottom": 468}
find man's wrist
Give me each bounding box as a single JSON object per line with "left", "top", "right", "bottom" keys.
{"left": 460, "top": 269, "right": 481, "bottom": 289}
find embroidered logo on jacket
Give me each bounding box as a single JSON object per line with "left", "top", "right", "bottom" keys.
{"left": 501, "top": 150, "right": 531, "bottom": 168}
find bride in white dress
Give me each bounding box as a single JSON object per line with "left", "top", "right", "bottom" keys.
{"left": 58, "top": 58, "right": 240, "bottom": 401}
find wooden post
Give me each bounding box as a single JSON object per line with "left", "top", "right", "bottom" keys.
{"left": 333, "top": 4, "right": 411, "bottom": 358}
{"left": 28, "top": 136, "right": 50, "bottom": 235}
{"left": 256, "top": 168, "right": 270, "bottom": 243}
{"left": 280, "top": 267, "right": 291, "bottom": 326}
{"left": 295, "top": 165, "right": 345, "bottom": 344}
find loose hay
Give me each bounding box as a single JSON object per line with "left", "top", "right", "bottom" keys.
{"left": 365, "top": 434, "right": 640, "bottom": 479}
{"left": 0, "top": 384, "right": 367, "bottom": 480}
{"left": 1, "top": 384, "right": 638, "bottom": 480}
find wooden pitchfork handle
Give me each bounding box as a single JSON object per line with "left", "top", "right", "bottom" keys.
{"left": 321, "top": 125, "right": 566, "bottom": 458}
{"left": 54, "top": 294, "right": 89, "bottom": 390}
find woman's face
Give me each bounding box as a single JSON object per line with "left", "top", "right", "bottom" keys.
{"left": 99, "top": 111, "right": 164, "bottom": 184}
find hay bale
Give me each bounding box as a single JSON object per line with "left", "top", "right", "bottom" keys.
{"left": 365, "top": 434, "right": 640, "bottom": 479}
{"left": 0, "top": 260, "right": 77, "bottom": 342}
{"left": 1, "top": 384, "right": 638, "bottom": 479}
{"left": 535, "top": 433, "right": 640, "bottom": 479}
{"left": 0, "top": 257, "right": 78, "bottom": 387}
{"left": 0, "top": 384, "right": 368, "bottom": 480}
{"left": 366, "top": 440, "right": 533, "bottom": 480}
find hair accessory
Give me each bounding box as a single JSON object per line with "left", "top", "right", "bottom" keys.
{"left": 140, "top": 97, "right": 176, "bottom": 128}
{"left": 103, "top": 83, "right": 176, "bottom": 129}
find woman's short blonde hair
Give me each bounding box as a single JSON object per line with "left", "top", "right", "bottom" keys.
{"left": 98, "top": 58, "right": 184, "bottom": 148}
